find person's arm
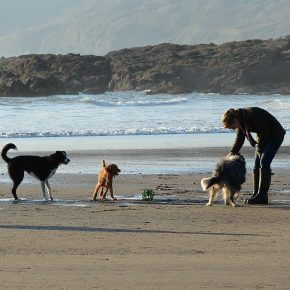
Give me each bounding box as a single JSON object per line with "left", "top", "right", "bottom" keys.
{"left": 230, "top": 129, "right": 245, "bottom": 154}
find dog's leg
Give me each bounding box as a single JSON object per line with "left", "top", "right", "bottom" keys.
{"left": 45, "top": 180, "right": 53, "bottom": 201}
{"left": 9, "top": 169, "right": 24, "bottom": 201}
{"left": 109, "top": 186, "right": 117, "bottom": 200}
{"left": 92, "top": 185, "right": 101, "bottom": 201}
{"left": 223, "top": 188, "right": 236, "bottom": 207}
{"left": 101, "top": 187, "right": 110, "bottom": 200}
{"left": 233, "top": 192, "right": 239, "bottom": 204}
{"left": 11, "top": 180, "right": 21, "bottom": 201}
{"left": 206, "top": 187, "right": 217, "bottom": 206}
{"left": 40, "top": 181, "right": 49, "bottom": 201}
{"left": 99, "top": 187, "right": 104, "bottom": 198}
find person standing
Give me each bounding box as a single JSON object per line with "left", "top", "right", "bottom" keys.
{"left": 222, "top": 107, "right": 285, "bottom": 204}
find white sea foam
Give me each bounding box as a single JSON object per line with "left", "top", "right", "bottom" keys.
{"left": 0, "top": 127, "right": 229, "bottom": 138}
{"left": 80, "top": 96, "right": 188, "bottom": 106}
{"left": 0, "top": 92, "right": 289, "bottom": 139}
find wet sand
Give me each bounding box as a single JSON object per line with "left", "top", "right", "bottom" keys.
{"left": 0, "top": 147, "right": 290, "bottom": 289}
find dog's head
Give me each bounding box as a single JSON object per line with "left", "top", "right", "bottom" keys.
{"left": 226, "top": 153, "right": 245, "bottom": 164}
{"left": 51, "top": 151, "right": 70, "bottom": 165}
{"left": 106, "top": 164, "right": 121, "bottom": 176}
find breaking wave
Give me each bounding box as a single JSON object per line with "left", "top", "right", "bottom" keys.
{"left": 0, "top": 127, "right": 230, "bottom": 138}
{"left": 0, "top": 92, "right": 290, "bottom": 139}
{"left": 79, "top": 96, "right": 188, "bottom": 106}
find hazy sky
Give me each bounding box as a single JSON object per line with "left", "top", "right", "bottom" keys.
{"left": 0, "top": 0, "right": 289, "bottom": 57}
{"left": 0, "top": 0, "right": 79, "bottom": 35}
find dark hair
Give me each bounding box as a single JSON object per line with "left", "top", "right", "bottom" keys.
{"left": 222, "top": 108, "right": 238, "bottom": 128}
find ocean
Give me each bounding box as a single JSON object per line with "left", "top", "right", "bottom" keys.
{"left": 0, "top": 92, "right": 289, "bottom": 175}
{"left": 0, "top": 91, "right": 290, "bottom": 139}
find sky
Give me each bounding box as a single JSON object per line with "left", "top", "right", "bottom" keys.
{"left": 0, "top": 0, "right": 80, "bottom": 36}
{"left": 0, "top": 0, "right": 289, "bottom": 57}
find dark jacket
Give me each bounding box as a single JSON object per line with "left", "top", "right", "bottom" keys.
{"left": 230, "top": 107, "right": 285, "bottom": 154}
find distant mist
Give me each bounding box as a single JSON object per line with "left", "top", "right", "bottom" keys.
{"left": 0, "top": 0, "right": 290, "bottom": 57}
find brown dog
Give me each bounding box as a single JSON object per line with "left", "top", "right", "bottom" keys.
{"left": 92, "top": 160, "right": 121, "bottom": 201}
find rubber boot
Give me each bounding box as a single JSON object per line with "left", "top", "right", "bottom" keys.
{"left": 245, "top": 168, "right": 260, "bottom": 203}
{"left": 247, "top": 168, "right": 271, "bottom": 205}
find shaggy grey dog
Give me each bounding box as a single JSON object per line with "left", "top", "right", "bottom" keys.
{"left": 201, "top": 154, "right": 246, "bottom": 207}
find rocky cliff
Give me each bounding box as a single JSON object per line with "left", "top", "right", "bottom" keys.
{"left": 0, "top": 54, "right": 110, "bottom": 96}
{"left": 1, "top": 37, "right": 290, "bottom": 96}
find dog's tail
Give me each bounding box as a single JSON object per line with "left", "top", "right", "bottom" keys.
{"left": 1, "top": 143, "right": 17, "bottom": 163}
{"left": 102, "top": 159, "right": 106, "bottom": 167}
{"left": 201, "top": 176, "right": 220, "bottom": 191}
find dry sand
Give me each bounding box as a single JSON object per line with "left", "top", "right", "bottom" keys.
{"left": 0, "top": 148, "right": 290, "bottom": 289}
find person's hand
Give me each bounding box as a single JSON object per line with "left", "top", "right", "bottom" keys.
{"left": 226, "top": 152, "right": 234, "bottom": 158}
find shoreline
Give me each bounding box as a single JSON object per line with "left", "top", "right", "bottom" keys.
{"left": 1, "top": 132, "right": 290, "bottom": 151}
{"left": 0, "top": 143, "right": 289, "bottom": 176}
{"left": 0, "top": 132, "right": 289, "bottom": 175}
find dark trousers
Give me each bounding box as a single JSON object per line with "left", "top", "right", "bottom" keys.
{"left": 254, "top": 136, "right": 284, "bottom": 169}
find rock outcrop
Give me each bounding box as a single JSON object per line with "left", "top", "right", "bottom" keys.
{"left": 106, "top": 36, "right": 290, "bottom": 95}
{"left": 1, "top": 36, "right": 290, "bottom": 96}
{"left": 0, "top": 54, "right": 110, "bottom": 96}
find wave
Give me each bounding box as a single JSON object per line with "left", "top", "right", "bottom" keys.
{"left": 0, "top": 94, "right": 189, "bottom": 107}
{"left": 259, "top": 98, "right": 290, "bottom": 110}
{"left": 0, "top": 127, "right": 232, "bottom": 138}
{"left": 80, "top": 96, "right": 188, "bottom": 107}
{"left": 2, "top": 125, "right": 289, "bottom": 138}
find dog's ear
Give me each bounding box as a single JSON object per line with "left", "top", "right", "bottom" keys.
{"left": 106, "top": 164, "right": 120, "bottom": 175}
{"left": 56, "top": 151, "right": 67, "bottom": 156}
{"left": 106, "top": 164, "right": 113, "bottom": 172}
{"left": 102, "top": 160, "right": 106, "bottom": 167}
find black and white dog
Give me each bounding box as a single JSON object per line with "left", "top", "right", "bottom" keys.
{"left": 1, "top": 143, "right": 70, "bottom": 201}
{"left": 201, "top": 154, "right": 246, "bottom": 207}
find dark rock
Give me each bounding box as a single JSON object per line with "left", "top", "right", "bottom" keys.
{"left": 1, "top": 37, "right": 290, "bottom": 96}
{"left": 106, "top": 38, "right": 290, "bottom": 95}
{"left": 81, "top": 87, "right": 106, "bottom": 95}
{"left": 0, "top": 78, "right": 32, "bottom": 96}
{"left": 0, "top": 54, "right": 111, "bottom": 96}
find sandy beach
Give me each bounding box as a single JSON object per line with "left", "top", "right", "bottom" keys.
{"left": 2, "top": 3, "right": 290, "bottom": 288}
{"left": 0, "top": 146, "right": 290, "bottom": 289}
